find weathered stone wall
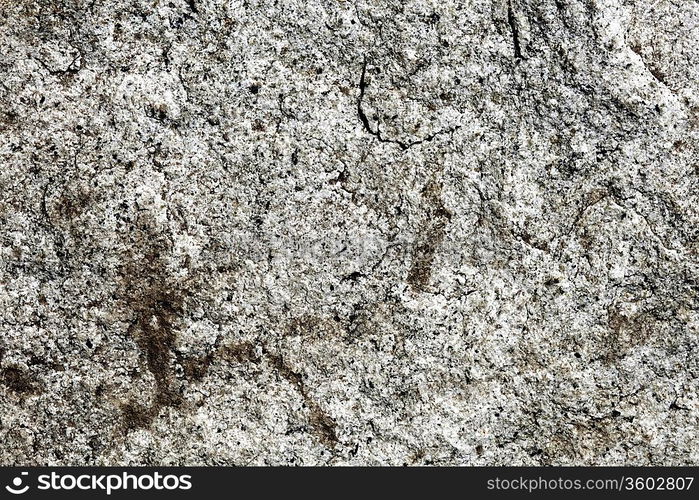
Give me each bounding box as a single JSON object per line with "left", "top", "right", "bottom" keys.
{"left": 1, "top": 0, "right": 697, "bottom": 465}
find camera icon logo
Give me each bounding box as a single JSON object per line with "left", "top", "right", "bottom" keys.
{"left": 5, "top": 472, "right": 30, "bottom": 495}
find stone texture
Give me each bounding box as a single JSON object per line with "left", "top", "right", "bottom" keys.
{"left": 1, "top": 0, "right": 698, "bottom": 465}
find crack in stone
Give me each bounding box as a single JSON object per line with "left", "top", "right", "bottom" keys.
{"left": 507, "top": 1, "right": 524, "bottom": 60}
{"left": 357, "top": 56, "right": 459, "bottom": 150}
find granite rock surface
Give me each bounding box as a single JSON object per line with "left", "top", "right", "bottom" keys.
{"left": 1, "top": 0, "right": 698, "bottom": 465}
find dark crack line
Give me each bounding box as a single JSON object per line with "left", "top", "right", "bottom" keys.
{"left": 357, "top": 56, "right": 460, "bottom": 150}
{"left": 553, "top": 0, "right": 571, "bottom": 29}
{"left": 34, "top": 53, "right": 82, "bottom": 76}
{"left": 507, "top": 1, "right": 523, "bottom": 60}
{"left": 357, "top": 57, "right": 383, "bottom": 140}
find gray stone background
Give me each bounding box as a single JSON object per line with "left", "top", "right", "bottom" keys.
{"left": 0, "top": 0, "right": 698, "bottom": 465}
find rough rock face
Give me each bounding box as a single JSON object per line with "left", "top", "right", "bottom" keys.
{"left": 1, "top": 0, "right": 698, "bottom": 466}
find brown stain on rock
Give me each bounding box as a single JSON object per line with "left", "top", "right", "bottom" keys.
{"left": 407, "top": 180, "right": 451, "bottom": 292}
{"left": 604, "top": 304, "right": 654, "bottom": 362}
{"left": 112, "top": 211, "right": 338, "bottom": 445}
{"left": 121, "top": 401, "right": 157, "bottom": 430}
{"left": 117, "top": 214, "right": 188, "bottom": 429}
{"left": 263, "top": 349, "right": 339, "bottom": 448}
{"left": 286, "top": 314, "right": 346, "bottom": 341}
{"left": 54, "top": 189, "right": 90, "bottom": 221}
{"left": 180, "top": 341, "right": 259, "bottom": 382}
{"left": 1, "top": 366, "right": 41, "bottom": 396}
{"left": 177, "top": 339, "right": 339, "bottom": 448}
